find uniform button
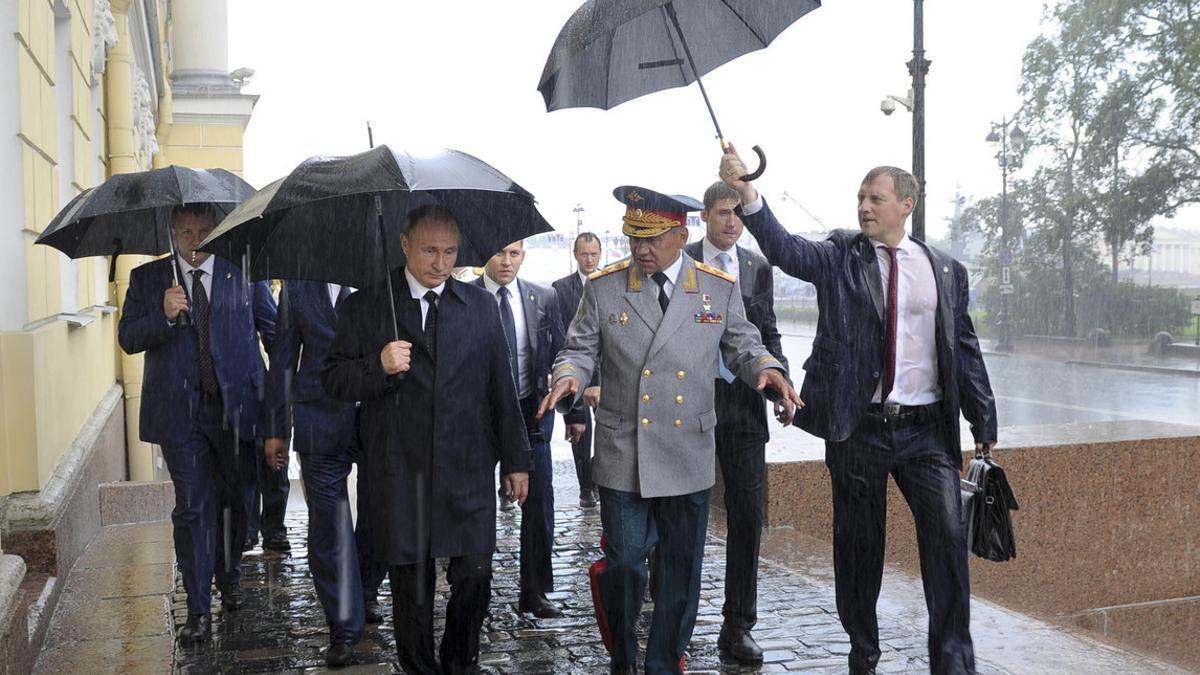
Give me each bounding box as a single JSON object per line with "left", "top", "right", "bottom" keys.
{"left": 676, "top": 370, "right": 686, "bottom": 380}
{"left": 872, "top": 371, "right": 880, "bottom": 378}
{"left": 643, "top": 369, "right": 652, "bottom": 378}
{"left": 674, "top": 419, "right": 683, "bottom": 428}
{"left": 641, "top": 418, "right": 650, "bottom": 427}
{"left": 675, "top": 395, "right": 684, "bottom": 404}
{"left": 642, "top": 394, "right": 651, "bottom": 402}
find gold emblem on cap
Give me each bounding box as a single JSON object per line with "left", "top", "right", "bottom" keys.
{"left": 628, "top": 190, "right": 644, "bottom": 203}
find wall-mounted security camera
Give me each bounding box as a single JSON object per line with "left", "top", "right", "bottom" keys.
{"left": 880, "top": 98, "right": 897, "bottom": 115}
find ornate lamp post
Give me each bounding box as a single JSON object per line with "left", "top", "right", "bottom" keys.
{"left": 572, "top": 203, "right": 584, "bottom": 272}
{"left": 986, "top": 117, "right": 1026, "bottom": 352}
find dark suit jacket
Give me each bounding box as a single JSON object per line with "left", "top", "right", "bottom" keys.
{"left": 685, "top": 241, "right": 789, "bottom": 445}
{"left": 741, "top": 201, "right": 997, "bottom": 457}
{"left": 321, "top": 270, "right": 532, "bottom": 565}
{"left": 265, "top": 280, "right": 356, "bottom": 455}
{"left": 551, "top": 272, "right": 599, "bottom": 424}
{"left": 118, "top": 256, "right": 276, "bottom": 447}
{"left": 473, "top": 276, "right": 564, "bottom": 402}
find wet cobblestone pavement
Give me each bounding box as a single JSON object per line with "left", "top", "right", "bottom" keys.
{"left": 172, "top": 460, "right": 931, "bottom": 674}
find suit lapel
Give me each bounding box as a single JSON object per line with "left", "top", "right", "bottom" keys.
{"left": 396, "top": 271, "right": 427, "bottom": 355}
{"left": 914, "top": 239, "right": 955, "bottom": 361}
{"left": 736, "top": 245, "right": 755, "bottom": 298}
{"left": 646, "top": 256, "right": 698, "bottom": 361}
{"left": 518, "top": 279, "right": 539, "bottom": 357}
{"left": 622, "top": 264, "right": 659, "bottom": 330}
{"left": 858, "top": 236, "right": 885, "bottom": 323}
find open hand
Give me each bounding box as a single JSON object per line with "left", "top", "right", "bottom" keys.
{"left": 756, "top": 368, "right": 803, "bottom": 426}
{"left": 537, "top": 378, "right": 579, "bottom": 419}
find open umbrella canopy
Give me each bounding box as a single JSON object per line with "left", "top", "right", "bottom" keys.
{"left": 197, "top": 144, "right": 554, "bottom": 288}
{"left": 34, "top": 166, "right": 253, "bottom": 259}
{"left": 538, "top": 0, "right": 820, "bottom": 112}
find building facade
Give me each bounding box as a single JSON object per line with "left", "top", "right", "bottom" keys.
{"left": 0, "top": 1, "right": 254, "bottom": 669}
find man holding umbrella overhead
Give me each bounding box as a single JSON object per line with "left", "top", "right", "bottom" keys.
{"left": 118, "top": 203, "right": 277, "bottom": 645}
{"left": 322, "top": 204, "right": 532, "bottom": 675}
{"left": 540, "top": 187, "right": 801, "bottom": 675}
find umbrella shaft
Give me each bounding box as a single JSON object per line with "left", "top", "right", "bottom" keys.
{"left": 664, "top": 2, "right": 724, "bottom": 143}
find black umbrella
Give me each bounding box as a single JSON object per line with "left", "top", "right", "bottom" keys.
{"left": 197, "top": 144, "right": 554, "bottom": 339}
{"left": 538, "top": 0, "right": 821, "bottom": 180}
{"left": 34, "top": 165, "right": 255, "bottom": 326}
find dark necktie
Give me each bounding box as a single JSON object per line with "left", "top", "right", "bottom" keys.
{"left": 497, "top": 286, "right": 521, "bottom": 390}
{"left": 191, "top": 270, "right": 218, "bottom": 394}
{"left": 335, "top": 285, "right": 351, "bottom": 310}
{"left": 882, "top": 247, "right": 899, "bottom": 401}
{"left": 423, "top": 290, "right": 438, "bottom": 360}
{"left": 651, "top": 272, "right": 670, "bottom": 314}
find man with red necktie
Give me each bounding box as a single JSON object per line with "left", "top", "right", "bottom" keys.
{"left": 719, "top": 148, "right": 998, "bottom": 675}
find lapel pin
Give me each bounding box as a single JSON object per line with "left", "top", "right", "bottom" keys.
{"left": 225, "top": 272, "right": 232, "bottom": 279}
{"left": 942, "top": 266, "right": 949, "bottom": 273}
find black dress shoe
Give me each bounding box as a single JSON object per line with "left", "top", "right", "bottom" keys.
{"left": 499, "top": 496, "right": 515, "bottom": 512}
{"left": 579, "top": 490, "right": 598, "bottom": 508}
{"left": 364, "top": 598, "right": 385, "bottom": 624}
{"left": 220, "top": 584, "right": 245, "bottom": 610}
{"left": 518, "top": 593, "right": 563, "bottom": 618}
{"left": 262, "top": 536, "right": 291, "bottom": 552}
{"left": 609, "top": 664, "right": 636, "bottom": 675}
{"left": 325, "top": 642, "right": 354, "bottom": 668}
{"left": 718, "top": 627, "right": 763, "bottom": 664}
{"left": 178, "top": 613, "right": 211, "bottom": 644}
{"left": 242, "top": 536, "right": 257, "bottom": 552}
{"left": 849, "top": 668, "right": 876, "bottom": 675}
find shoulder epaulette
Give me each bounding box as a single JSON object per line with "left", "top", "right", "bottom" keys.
{"left": 590, "top": 259, "right": 631, "bottom": 280}
{"left": 694, "top": 261, "right": 736, "bottom": 283}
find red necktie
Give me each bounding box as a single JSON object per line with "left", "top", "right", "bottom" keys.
{"left": 882, "top": 247, "right": 899, "bottom": 401}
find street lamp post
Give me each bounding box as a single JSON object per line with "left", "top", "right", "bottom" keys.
{"left": 572, "top": 203, "right": 584, "bottom": 273}
{"left": 987, "top": 117, "right": 1026, "bottom": 352}
{"left": 908, "top": 0, "right": 931, "bottom": 241}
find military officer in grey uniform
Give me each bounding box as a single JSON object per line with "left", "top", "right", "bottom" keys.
{"left": 539, "top": 186, "right": 802, "bottom": 675}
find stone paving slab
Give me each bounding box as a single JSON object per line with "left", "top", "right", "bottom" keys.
{"left": 166, "top": 460, "right": 1191, "bottom": 674}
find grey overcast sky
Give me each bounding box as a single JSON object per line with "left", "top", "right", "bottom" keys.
{"left": 227, "top": 1, "right": 1098, "bottom": 242}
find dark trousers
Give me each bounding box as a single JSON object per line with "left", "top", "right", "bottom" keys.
{"left": 353, "top": 441, "right": 388, "bottom": 604}
{"left": 297, "top": 450, "right": 365, "bottom": 644}
{"left": 246, "top": 445, "right": 290, "bottom": 544}
{"left": 570, "top": 405, "right": 594, "bottom": 495}
{"left": 826, "top": 416, "right": 974, "bottom": 675}
{"left": 161, "top": 393, "right": 255, "bottom": 616}
{"left": 519, "top": 409, "right": 555, "bottom": 596}
{"left": 389, "top": 554, "right": 492, "bottom": 675}
{"left": 714, "top": 437, "right": 765, "bottom": 631}
{"left": 599, "top": 487, "right": 710, "bottom": 675}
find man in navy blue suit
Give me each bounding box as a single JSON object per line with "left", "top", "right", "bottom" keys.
{"left": 551, "top": 233, "right": 603, "bottom": 508}
{"left": 118, "top": 203, "right": 276, "bottom": 645}
{"left": 322, "top": 205, "right": 531, "bottom": 675}
{"left": 475, "top": 239, "right": 565, "bottom": 618}
{"left": 720, "top": 147, "right": 998, "bottom": 675}
{"left": 263, "top": 279, "right": 388, "bottom": 667}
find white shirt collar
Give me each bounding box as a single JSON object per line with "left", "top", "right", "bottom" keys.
{"left": 871, "top": 232, "right": 919, "bottom": 255}
{"left": 656, "top": 252, "right": 686, "bottom": 287}
{"left": 701, "top": 238, "right": 738, "bottom": 269}
{"left": 578, "top": 270, "right": 590, "bottom": 286}
{"left": 177, "top": 253, "right": 215, "bottom": 277}
{"left": 404, "top": 267, "right": 446, "bottom": 299}
{"left": 481, "top": 273, "right": 517, "bottom": 297}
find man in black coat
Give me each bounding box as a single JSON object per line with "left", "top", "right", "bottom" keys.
{"left": 684, "top": 182, "right": 789, "bottom": 664}
{"left": 321, "top": 205, "right": 531, "bottom": 675}
{"left": 550, "top": 232, "right": 603, "bottom": 508}
{"left": 720, "top": 147, "right": 998, "bottom": 675}
{"left": 475, "top": 239, "right": 565, "bottom": 618}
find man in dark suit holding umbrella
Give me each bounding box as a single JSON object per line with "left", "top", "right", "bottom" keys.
{"left": 684, "top": 181, "right": 789, "bottom": 664}
{"left": 118, "top": 203, "right": 276, "bottom": 645}
{"left": 720, "top": 147, "right": 998, "bottom": 675}
{"left": 322, "top": 204, "right": 531, "bottom": 675}
{"left": 551, "top": 232, "right": 603, "bottom": 508}
{"left": 263, "top": 279, "right": 388, "bottom": 667}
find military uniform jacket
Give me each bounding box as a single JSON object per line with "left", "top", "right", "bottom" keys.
{"left": 552, "top": 254, "right": 786, "bottom": 498}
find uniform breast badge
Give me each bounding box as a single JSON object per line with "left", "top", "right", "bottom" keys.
{"left": 695, "top": 294, "right": 722, "bottom": 323}
{"left": 618, "top": 311, "right": 629, "bottom": 326}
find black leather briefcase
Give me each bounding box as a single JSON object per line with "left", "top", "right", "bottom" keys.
{"left": 960, "top": 448, "right": 1019, "bottom": 562}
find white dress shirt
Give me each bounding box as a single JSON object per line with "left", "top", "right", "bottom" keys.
{"left": 327, "top": 283, "right": 355, "bottom": 308}
{"left": 482, "top": 275, "right": 532, "bottom": 398}
{"left": 652, "top": 253, "right": 686, "bottom": 301}
{"left": 873, "top": 234, "right": 940, "bottom": 405}
{"left": 577, "top": 270, "right": 590, "bottom": 287}
{"left": 701, "top": 238, "right": 739, "bottom": 279}
{"left": 176, "top": 253, "right": 215, "bottom": 299}
{"left": 404, "top": 268, "right": 446, "bottom": 329}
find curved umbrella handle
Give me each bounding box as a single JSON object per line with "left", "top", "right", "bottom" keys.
{"left": 740, "top": 145, "right": 767, "bottom": 182}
